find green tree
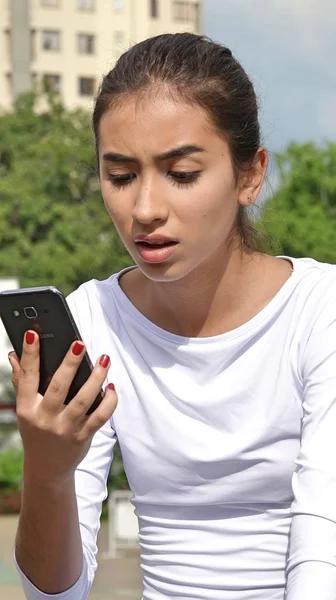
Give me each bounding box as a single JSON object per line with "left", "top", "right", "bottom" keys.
{"left": 259, "top": 142, "right": 336, "bottom": 263}
{"left": 0, "top": 449, "right": 23, "bottom": 493}
{"left": 0, "top": 91, "right": 131, "bottom": 295}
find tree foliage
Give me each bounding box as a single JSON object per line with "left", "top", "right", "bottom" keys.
{"left": 259, "top": 142, "right": 336, "bottom": 263}
{"left": 0, "top": 91, "right": 131, "bottom": 295}
{"left": 0, "top": 448, "right": 23, "bottom": 492}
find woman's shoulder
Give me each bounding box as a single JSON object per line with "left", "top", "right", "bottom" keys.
{"left": 65, "top": 267, "right": 133, "bottom": 332}
{"left": 286, "top": 255, "right": 336, "bottom": 275}
{"left": 286, "top": 256, "right": 336, "bottom": 295}
{"left": 66, "top": 266, "right": 133, "bottom": 309}
{"left": 287, "top": 256, "right": 336, "bottom": 332}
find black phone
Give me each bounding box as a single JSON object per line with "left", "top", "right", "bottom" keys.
{"left": 0, "top": 286, "right": 103, "bottom": 415}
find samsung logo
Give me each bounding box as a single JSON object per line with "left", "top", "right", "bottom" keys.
{"left": 40, "top": 333, "right": 54, "bottom": 339}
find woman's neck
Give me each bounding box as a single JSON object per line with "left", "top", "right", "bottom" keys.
{"left": 120, "top": 250, "right": 292, "bottom": 338}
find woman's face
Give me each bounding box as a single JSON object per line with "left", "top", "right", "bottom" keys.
{"left": 98, "top": 92, "right": 261, "bottom": 283}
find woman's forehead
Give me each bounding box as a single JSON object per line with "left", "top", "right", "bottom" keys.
{"left": 98, "top": 94, "right": 224, "bottom": 156}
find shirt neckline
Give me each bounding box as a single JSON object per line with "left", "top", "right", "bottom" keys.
{"left": 112, "top": 256, "right": 300, "bottom": 345}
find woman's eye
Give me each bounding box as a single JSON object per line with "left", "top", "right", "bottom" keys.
{"left": 107, "top": 173, "right": 136, "bottom": 188}
{"left": 107, "top": 171, "right": 201, "bottom": 189}
{"left": 169, "top": 171, "right": 201, "bottom": 187}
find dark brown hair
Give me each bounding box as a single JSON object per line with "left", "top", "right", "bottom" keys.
{"left": 93, "top": 33, "right": 265, "bottom": 250}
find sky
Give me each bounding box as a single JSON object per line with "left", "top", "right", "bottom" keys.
{"left": 203, "top": 0, "right": 336, "bottom": 156}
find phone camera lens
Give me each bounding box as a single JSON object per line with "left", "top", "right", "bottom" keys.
{"left": 24, "top": 306, "right": 38, "bottom": 319}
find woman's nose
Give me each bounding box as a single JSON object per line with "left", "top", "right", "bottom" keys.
{"left": 132, "top": 180, "right": 168, "bottom": 224}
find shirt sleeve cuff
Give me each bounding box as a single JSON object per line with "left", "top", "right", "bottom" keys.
{"left": 286, "top": 561, "right": 336, "bottom": 600}
{"left": 13, "top": 550, "right": 92, "bottom": 600}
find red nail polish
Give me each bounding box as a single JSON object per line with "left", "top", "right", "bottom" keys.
{"left": 72, "top": 341, "right": 84, "bottom": 356}
{"left": 25, "top": 331, "right": 35, "bottom": 345}
{"left": 107, "top": 383, "right": 115, "bottom": 391}
{"left": 99, "top": 354, "right": 110, "bottom": 369}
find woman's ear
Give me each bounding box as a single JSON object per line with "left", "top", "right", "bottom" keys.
{"left": 238, "top": 147, "right": 268, "bottom": 206}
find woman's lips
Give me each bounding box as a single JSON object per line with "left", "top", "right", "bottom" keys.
{"left": 135, "top": 240, "right": 178, "bottom": 263}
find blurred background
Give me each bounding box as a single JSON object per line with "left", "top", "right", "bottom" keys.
{"left": 0, "top": 1, "right": 335, "bottom": 598}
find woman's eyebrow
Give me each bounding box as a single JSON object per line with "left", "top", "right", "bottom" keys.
{"left": 157, "top": 145, "right": 205, "bottom": 160}
{"left": 102, "top": 145, "right": 205, "bottom": 164}
{"left": 102, "top": 152, "right": 135, "bottom": 163}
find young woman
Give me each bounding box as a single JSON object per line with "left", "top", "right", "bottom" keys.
{"left": 10, "top": 33, "right": 336, "bottom": 600}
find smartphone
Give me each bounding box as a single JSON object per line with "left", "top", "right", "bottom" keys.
{"left": 0, "top": 286, "right": 103, "bottom": 415}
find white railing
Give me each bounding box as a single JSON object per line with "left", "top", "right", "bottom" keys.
{"left": 103, "top": 490, "right": 139, "bottom": 558}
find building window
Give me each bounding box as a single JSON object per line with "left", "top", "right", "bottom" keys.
{"left": 113, "top": 0, "right": 124, "bottom": 10}
{"left": 173, "top": 1, "right": 194, "bottom": 22}
{"left": 77, "top": 34, "right": 95, "bottom": 54}
{"left": 79, "top": 76, "right": 95, "bottom": 96}
{"left": 76, "top": 0, "right": 95, "bottom": 10}
{"left": 43, "top": 73, "right": 61, "bottom": 92}
{"left": 150, "top": 0, "right": 159, "bottom": 19}
{"left": 41, "top": 0, "right": 60, "bottom": 7}
{"left": 41, "top": 30, "right": 61, "bottom": 51}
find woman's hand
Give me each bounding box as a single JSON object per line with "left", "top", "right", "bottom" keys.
{"left": 8, "top": 330, "right": 118, "bottom": 488}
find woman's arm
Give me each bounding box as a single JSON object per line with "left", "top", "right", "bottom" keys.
{"left": 14, "top": 289, "right": 117, "bottom": 600}
{"left": 15, "top": 476, "right": 85, "bottom": 597}
{"left": 15, "top": 417, "right": 117, "bottom": 600}
{"left": 286, "top": 277, "right": 336, "bottom": 599}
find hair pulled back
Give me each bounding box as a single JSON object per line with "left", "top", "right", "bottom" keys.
{"left": 93, "top": 33, "right": 264, "bottom": 250}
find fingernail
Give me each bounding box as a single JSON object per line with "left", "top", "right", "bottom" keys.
{"left": 99, "top": 354, "right": 110, "bottom": 369}
{"left": 72, "top": 341, "right": 85, "bottom": 356}
{"left": 25, "top": 331, "right": 35, "bottom": 345}
{"left": 107, "top": 383, "right": 115, "bottom": 391}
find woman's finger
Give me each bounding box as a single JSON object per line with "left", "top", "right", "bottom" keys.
{"left": 8, "top": 351, "right": 20, "bottom": 394}
{"left": 62, "top": 354, "right": 111, "bottom": 422}
{"left": 41, "top": 341, "right": 87, "bottom": 414}
{"left": 16, "top": 331, "right": 40, "bottom": 407}
{"left": 78, "top": 383, "right": 118, "bottom": 442}
{"left": 8, "top": 351, "right": 19, "bottom": 364}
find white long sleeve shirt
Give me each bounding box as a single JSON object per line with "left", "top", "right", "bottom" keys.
{"left": 16, "top": 256, "right": 336, "bottom": 600}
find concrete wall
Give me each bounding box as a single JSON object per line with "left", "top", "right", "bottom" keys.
{"left": 0, "top": 0, "right": 12, "bottom": 110}
{"left": 0, "top": 278, "right": 19, "bottom": 425}
{"left": 10, "top": 0, "right": 31, "bottom": 100}
{"left": 0, "top": 278, "right": 19, "bottom": 371}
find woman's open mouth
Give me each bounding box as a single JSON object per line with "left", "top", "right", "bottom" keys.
{"left": 134, "top": 238, "right": 178, "bottom": 264}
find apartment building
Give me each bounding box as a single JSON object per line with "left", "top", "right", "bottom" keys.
{"left": 0, "top": 0, "right": 203, "bottom": 111}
